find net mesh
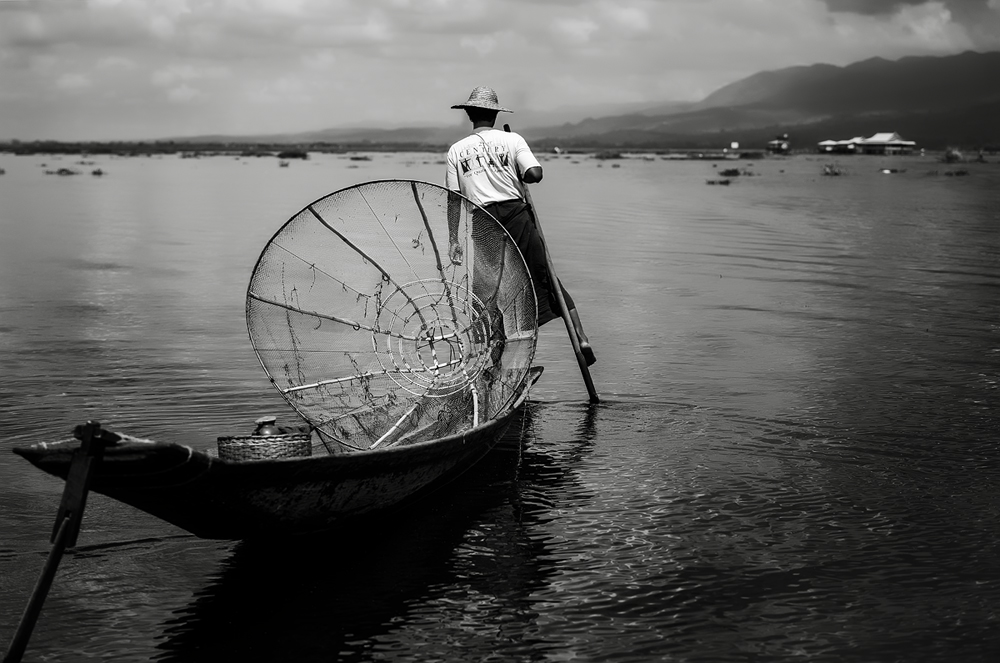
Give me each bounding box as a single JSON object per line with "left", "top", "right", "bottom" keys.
{"left": 246, "top": 180, "right": 538, "bottom": 453}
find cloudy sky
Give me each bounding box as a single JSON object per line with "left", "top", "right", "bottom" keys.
{"left": 1, "top": 0, "right": 998, "bottom": 141}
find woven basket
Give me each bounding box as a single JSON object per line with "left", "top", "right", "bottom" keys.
{"left": 217, "top": 433, "right": 312, "bottom": 461}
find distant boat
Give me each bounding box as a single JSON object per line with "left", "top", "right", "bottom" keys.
{"left": 279, "top": 160, "right": 289, "bottom": 167}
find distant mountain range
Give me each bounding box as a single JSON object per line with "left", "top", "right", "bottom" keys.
{"left": 176, "top": 50, "right": 1000, "bottom": 151}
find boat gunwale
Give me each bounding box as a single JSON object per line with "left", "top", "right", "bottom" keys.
{"left": 12, "top": 367, "right": 542, "bottom": 469}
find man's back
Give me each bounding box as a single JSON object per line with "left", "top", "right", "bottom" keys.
{"left": 446, "top": 128, "right": 540, "bottom": 206}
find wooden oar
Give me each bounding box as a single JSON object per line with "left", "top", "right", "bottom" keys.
{"left": 4, "top": 422, "right": 118, "bottom": 663}
{"left": 504, "top": 124, "right": 599, "bottom": 403}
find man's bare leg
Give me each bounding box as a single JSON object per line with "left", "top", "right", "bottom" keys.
{"left": 569, "top": 308, "right": 596, "bottom": 366}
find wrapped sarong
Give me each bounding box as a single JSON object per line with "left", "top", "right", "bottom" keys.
{"left": 480, "top": 199, "right": 575, "bottom": 327}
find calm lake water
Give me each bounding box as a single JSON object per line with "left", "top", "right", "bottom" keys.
{"left": 1, "top": 150, "right": 998, "bottom": 662}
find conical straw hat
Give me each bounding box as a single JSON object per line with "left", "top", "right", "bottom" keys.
{"left": 450, "top": 86, "right": 513, "bottom": 113}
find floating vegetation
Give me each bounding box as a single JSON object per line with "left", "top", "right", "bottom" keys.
{"left": 593, "top": 151, "right": 623, "bottom": 160}
{"left": 44, "top": 168, "right": 79, "bottom": 176}
{"left": 719, "top": 167, "right": 757, "bottom": 177}
{"left": 91, "top": 168, "right": 105, "bottom": 176}
{"left": 945, "top": 169, "right": 969, "bottom": 177}
{"left": 349, "top": 155, "right": 372, "bottom": 161}
{"left": 706, "top": 179, "right": 732, "bottom": 185}
{"left": 942, "top": 148, "right": 963, "bottom": 163}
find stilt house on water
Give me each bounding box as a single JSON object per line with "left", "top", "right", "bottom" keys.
{"left": 767, "top": 134, "right": 791, "bottom": 154}
{"left": 818, "top": 132, "right": 917, "bottom": 155}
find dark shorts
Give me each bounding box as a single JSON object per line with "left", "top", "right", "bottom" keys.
{"left": 480, "top": 199, "right": 574, "bottom": 327}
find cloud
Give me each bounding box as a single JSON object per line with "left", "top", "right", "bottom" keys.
{"left": 552, "top": 16, "right": 601, "bottom": 43}
{"left": 96, "top": 55, "right": 138, "bottom": 71}
{"left": 151, "top": 63, "right": 228, "bottom": 87}
{"left": 301, "top": 49, "right": 337, "bottom": 70}
{"left": 825, "top": 0, "right": 965, "bottom": 15}
{"left": 244, "top": 75, "right": 314, "bottom": 104}
{"left": 893, "top": 2, "right": 963, "bottom": 42}
{"left": 460, "top": 34, "right": 498, "bottom": 56}
{"left": 0, "top": 0, "right": 995, "bottom": 140}
{"left": 598, "top": 2, "right": 651, "bottom": 33}
{"left": 824, "top": 0, "right": 1000, "bottom": 45}
{"left": 166, "top": 83, "right": 200, "bottom": 102}
{"left": 56, "top": 73, "right": 91, "bottom": 90}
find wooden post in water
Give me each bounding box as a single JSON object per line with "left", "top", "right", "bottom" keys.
{"left": 3, "top": 421, "right": 113, "bottom": 663}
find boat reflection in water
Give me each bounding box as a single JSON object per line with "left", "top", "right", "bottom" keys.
{"left": 154, "top": 401, "right": 599, "bottom": 662}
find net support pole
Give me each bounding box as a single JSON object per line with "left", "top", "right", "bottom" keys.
{"left": 504, "top": 125, "right": 599, "bottom": 403}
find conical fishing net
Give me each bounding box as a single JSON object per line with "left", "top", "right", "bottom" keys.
{"left": 246, "top": 180, "right": 538, "bottom": 453}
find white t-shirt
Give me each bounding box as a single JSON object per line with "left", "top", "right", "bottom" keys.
{"left": 445, "top": 128, "right": 541, "bottom": 206}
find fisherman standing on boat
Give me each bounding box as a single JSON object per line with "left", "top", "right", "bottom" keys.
{"left": 445, "top": 85, "right": 595, "bottom": 366}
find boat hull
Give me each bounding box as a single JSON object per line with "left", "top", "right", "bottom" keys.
{"left": 14, "top": 369, "right": 540, "bottom": 540}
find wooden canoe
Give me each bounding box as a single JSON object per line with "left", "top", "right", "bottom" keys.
{"left": 13, "top": 367, "right": 542, "bottom": 541}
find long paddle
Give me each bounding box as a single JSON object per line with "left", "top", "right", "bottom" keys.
{"left": 504, "top": 124, "right": 599, "bottom": 403}
{"left": 4, "top": 422, "right": 118, "bottom": 663}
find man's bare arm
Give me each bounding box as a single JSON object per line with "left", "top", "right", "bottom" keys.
{"left": 446, "top": 190, "right": 463, "bottom": 265}
{"left": 522, "top": 166, "right": 543, "bottom": 184}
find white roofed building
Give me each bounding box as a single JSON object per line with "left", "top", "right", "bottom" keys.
{"left": 858, "top": 132, "right": 916, "bottom": 154}
{"left": 817, "top": 132, "right": 915, "bottom": 154}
